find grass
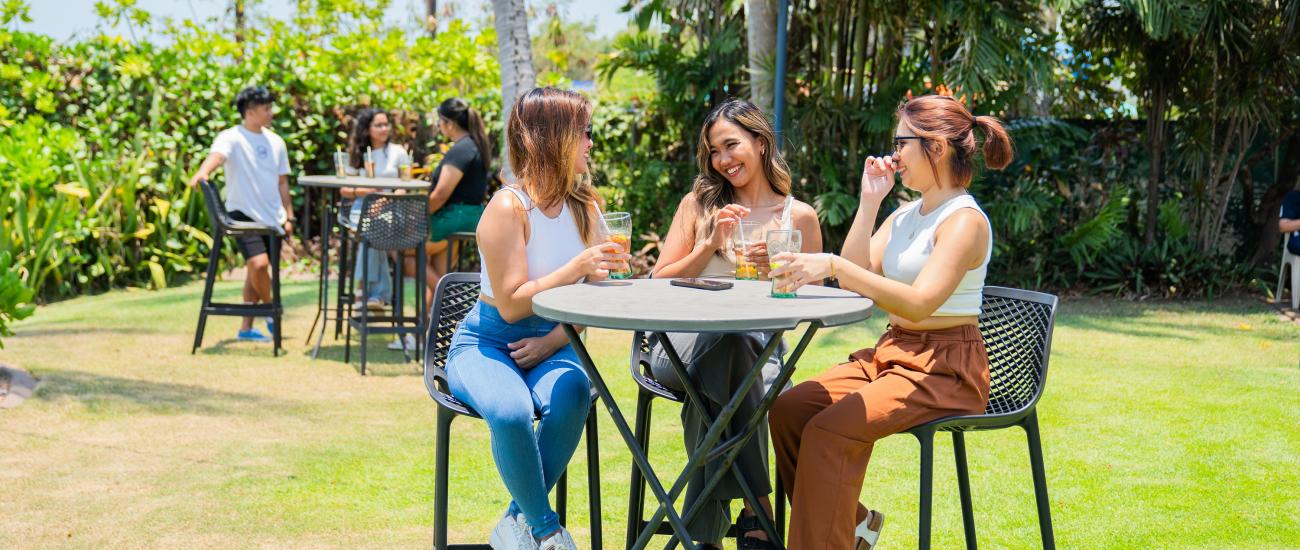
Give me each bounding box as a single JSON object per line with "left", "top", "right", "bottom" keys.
{"left": 1, "top": 279, "right": 1297, "bottom": 548}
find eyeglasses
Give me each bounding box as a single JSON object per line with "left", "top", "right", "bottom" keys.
{"left": 893, "top": 136, "right": 923, "bottom": 153}
{"left": 584, "top": 124, "right": 594, "bottom": 140}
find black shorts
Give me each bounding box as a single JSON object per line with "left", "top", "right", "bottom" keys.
{"left": 228, "top": 210, "right": 275, "bottom": 261}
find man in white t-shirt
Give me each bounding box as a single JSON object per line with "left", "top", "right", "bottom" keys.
{"left": 188, "top": 86, "right": 294, "bottom": 343}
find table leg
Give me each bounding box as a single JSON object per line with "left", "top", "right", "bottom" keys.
{"left": 631, "top": 330, "right": 784, "bottom": 550}
{"left": 560, "top": 324, "right": 698, "bottom": 548}
{"left": 309, "top": 192, "right": 335, "bottom": 359}
{"left": 663, "top": 324, "right": 821, "bottom": 550}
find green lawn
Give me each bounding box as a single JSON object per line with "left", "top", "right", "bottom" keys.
{"left": 1, "top": 279, "right": 1297, "bottom": 548}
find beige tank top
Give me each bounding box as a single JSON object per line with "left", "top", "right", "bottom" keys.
{"left": 698, "top": 195, "right": 796, "bottom": 278}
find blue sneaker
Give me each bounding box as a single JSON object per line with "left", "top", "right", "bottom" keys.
{"left": 237, "top": 329, "right": 272, "bottom": 343}
{"left": 265, "top": 316, "right": 276, "bottom": 335}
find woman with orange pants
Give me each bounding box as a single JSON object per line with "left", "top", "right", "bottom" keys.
{"left": 767, "top": 95, "right": 1014, "bottom": 549}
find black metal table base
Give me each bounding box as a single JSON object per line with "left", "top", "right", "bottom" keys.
{"left": 563, "top": 322, "right": 823, "bottom": 549}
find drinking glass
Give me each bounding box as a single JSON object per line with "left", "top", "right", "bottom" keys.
{"left": 398, "top": 163, "right": 412, "bottom": 181}
{"left": 364, "top": 149, "right": 376, "bottom": 178}
{"left": 601, "top": 212, "right": 633, "bottom": 279}
{"left": 333, "top": 152, "right": 349, "bottom": 178}
{"left": 732, "top": 220, "right": 763, "bottom": 280}
{"left": 766, "top": 229, "right": 802, "bottom": 298}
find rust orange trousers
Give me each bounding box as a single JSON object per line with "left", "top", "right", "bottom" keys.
{"left": 770, "top": 324, "right": 990, "bottom": 549}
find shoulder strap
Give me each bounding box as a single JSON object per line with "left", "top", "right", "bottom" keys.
{"left": 779, "top": 194, "right": 795, "bottom": 230}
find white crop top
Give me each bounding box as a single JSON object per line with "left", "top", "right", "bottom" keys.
{"left": 480, "top": 186, "right": 588, "bottom": 299}
{"left": 881, "top": 194, "right": 991, "bottom": 316}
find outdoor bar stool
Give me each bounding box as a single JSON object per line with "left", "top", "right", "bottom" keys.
{"left": 191, "top": 179, "right": 284, "bottom": 356}
{"left": 423, "top": 273, "right": 602, "bottom": 550}
{"left": 772, "top": 286, "right": 1060, "bottom": 550}
{"left": 624, "top": 332, "right": 786, "bottom": 547}
{"left": 444, "top": 231, "right": 478, "bottom": 273}
{"left": 335, "top": 205, "right": 400, "bottom": 339}
{"left": 344, "top": 192, "right": 427, "bottom": 375}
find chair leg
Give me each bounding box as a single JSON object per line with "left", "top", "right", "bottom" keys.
{"left": 953, "top": 431, "right": 977, "bottom": 550}
{"left": 192, "top": 235, "right": 223, "bottom": 354}
{"left": 557, "top": 468, "right": 568, "bottom": 527}
{"left": 359, "top": 246, "right": 370, "bottom": 376}
{"left": 1277, "top": 261, "right": 1287, "bottom": 305}
{"left": 626, "top": 390, "right": 653, "bottom": 549}
{"left": 586, "top": 406, "right": 602, "bottom": 550}
{"left": 270, "top": 235, "right": 283, "bottom": 357}
{"left": 774, "top": 469, "right": 785, "bottom": 536}
{"left": 1023, "top": 413, "right": 1056, "bottom": 550}
{"left": 415, "top": 246, "right": 426, "bottom": 363}
{"left": 433, "top": 407, "right": 453, "bottom": 550}
{"left": 917, "top": 428, "right": 935, "bottom": 550}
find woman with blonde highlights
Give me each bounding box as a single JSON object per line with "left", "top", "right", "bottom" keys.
{"left": 768, "top": 95, "right": 1013, "bottom": 549}
{"left": 651, "top": 98, "right": 822, "bottom": 549}
{"left": 444, "top": 87, "right": 627, "bottom": 550}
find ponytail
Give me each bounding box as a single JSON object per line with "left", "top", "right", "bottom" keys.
{"left": 438, "top": 98, "right": 493, "bottom": 169}
{"left": 975, "top": 115, "right": 1013, "bottom": 171}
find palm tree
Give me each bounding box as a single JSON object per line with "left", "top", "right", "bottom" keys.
{"left": 491, "top": 0, "right": 536, "bottom": 182}
{"left": 746, "top": 0, "right": 777, "bottom": 114}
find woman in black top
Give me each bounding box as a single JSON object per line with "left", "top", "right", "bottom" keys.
{"left": 424, "top": 97, "right": 492, "bottom": 287}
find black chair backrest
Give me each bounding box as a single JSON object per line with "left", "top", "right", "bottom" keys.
{"left": 198, "top": 179, "right": 237, "bottom": 232}
{"left": 358, "top": 192, "right": 429, "bottom": 251}
{"left": 423, "top": 273, "right": 481, "bottom": 399}
{"left": 978, "top": 286, "right": 1059, "bottom": 416}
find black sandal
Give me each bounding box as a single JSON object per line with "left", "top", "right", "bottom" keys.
{"left": 735, "top": 512, "right": 779, "bottom": 550}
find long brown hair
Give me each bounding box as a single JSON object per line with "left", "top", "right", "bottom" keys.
{"left": 897, "top": 95, "right": 1014, "bottom": 188}
{"left": 506, "top": 87, "right": 601, "bottom": 245}
{"left": 438, "top": 97, "right": 492, "bottom": 169}
{"left": 692, "top": 98, "right": 792, "bottom": 216}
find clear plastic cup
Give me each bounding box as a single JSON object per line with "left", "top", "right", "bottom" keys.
{"left": 732, "top": 220, "right": 763, "bottom": 280}
{"left": 601, "top": 212, "right": 632, "bottom": 279}
{"left": 766, "top": 229, "right": 802, "bottom": 298}
{"left": 333, "top": 152, "right": 349, "bottom": 178}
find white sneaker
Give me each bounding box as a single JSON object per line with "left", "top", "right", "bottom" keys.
{"left": 537, "top": 528, "right": 577, "bottom": 550}
{"left": 387, "top": 334, "right": 416, "bottom": 351}
{"left": 489, "top": 513, "right": 537, "bottom": 550}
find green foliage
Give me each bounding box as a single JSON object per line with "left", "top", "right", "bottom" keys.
{"left": 0, "top": 1, "right": 500, "bottom": 301}
{"left": 0, "top": 251, "right": 34, "bottom": 348}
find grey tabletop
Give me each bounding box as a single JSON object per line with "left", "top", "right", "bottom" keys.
{"left": 533, "top": 278, "right": 873, "bottom": 333}
{"left": 297, "top": 174, "right": 431, "bottom": 190}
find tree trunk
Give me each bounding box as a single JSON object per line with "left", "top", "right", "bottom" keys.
{"left": 426, "top": 0, "right": 437, "bottom": 38}
{"left": 491, "top": 0, "right": 536, "bottom": 183}
{"left": 234, "top": 0, "right": 246, "bottom": 55}
{"left": 746, "top": 0, "right": 777, "bottom": 114}
{"left": 1143, "top": 83, "right": 1167, "bottom": 247}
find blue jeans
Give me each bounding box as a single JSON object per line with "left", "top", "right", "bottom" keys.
{"left": 446, "top": 301, "right": 592, "bottom": 539}
{"left": 348, "top": 201, "right": 391, "bottom": 301}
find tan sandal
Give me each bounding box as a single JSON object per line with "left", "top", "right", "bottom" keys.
{"left": 854, "top": 509, "right": 884, "bottom": 550}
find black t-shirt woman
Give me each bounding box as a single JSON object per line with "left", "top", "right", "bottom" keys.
{"left": 425, "top": 98, "right": 492, "bottom": 283}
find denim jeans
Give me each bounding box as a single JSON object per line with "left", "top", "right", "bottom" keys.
{"left": 348, "top": 200, "right": 392, "bottom": 301}
{"left": 446, "top": 300, "right": 592, "bottom": 539}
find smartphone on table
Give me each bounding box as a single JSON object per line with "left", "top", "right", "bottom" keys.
{"left": 670, "top": 278, "right": 734, "bottom": 291}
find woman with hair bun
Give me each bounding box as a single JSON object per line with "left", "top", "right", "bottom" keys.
{"left": 768, "top": 95, "right": 1014, "bottom": 549}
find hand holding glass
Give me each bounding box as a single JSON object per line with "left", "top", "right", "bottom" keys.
{"left": 767, "top": 229, "right": 802, "bottom": 298}
{"left": 732, "top": 220, "right": 763, "bottom": 280}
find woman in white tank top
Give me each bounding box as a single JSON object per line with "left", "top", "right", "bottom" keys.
{"left": 650, "top": 99, "right": 822, "bottom": 549}
{"left": 767, "top": 95, "right": 1016, "bottom": 549}
{"left": 445, "top": 88, "right": 627, "bottom": 550}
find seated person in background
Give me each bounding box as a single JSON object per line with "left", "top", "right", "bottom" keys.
{"left": 187, "top": 85, "right": 293, "bottom": 344}
{"left": 419, "top": 98, "right": 492, "bottom": 295}
{"left": 1280, "top": 184, "right": 1300, "bottom": 256}
{"left": 342, "top": 108, "right": 412, "bottom": 350}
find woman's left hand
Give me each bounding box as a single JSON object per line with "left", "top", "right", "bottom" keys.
{"left": 769, "top": 252, "right": 835, "bottom": 290}
{"left": 508, "top": 335, "right": 561, "bottom": 369}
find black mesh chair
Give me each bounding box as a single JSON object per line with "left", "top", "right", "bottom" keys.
{"left": 192, "top": 179, "right": 283, "bottom": 356}
{"left": 624, "top": 332, "right": 786, "bottom": 547}
{"left": 345, "top": 193, "right": 427, "bottom": 375}
{"left": 770, "top": 286, "right": 1059, "bottom": 550}
{"left": 423, "top": 273, "right": 602, "bottom": 549}
{"left": 443, "top": 231, "right": 478, "bottom": 274}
